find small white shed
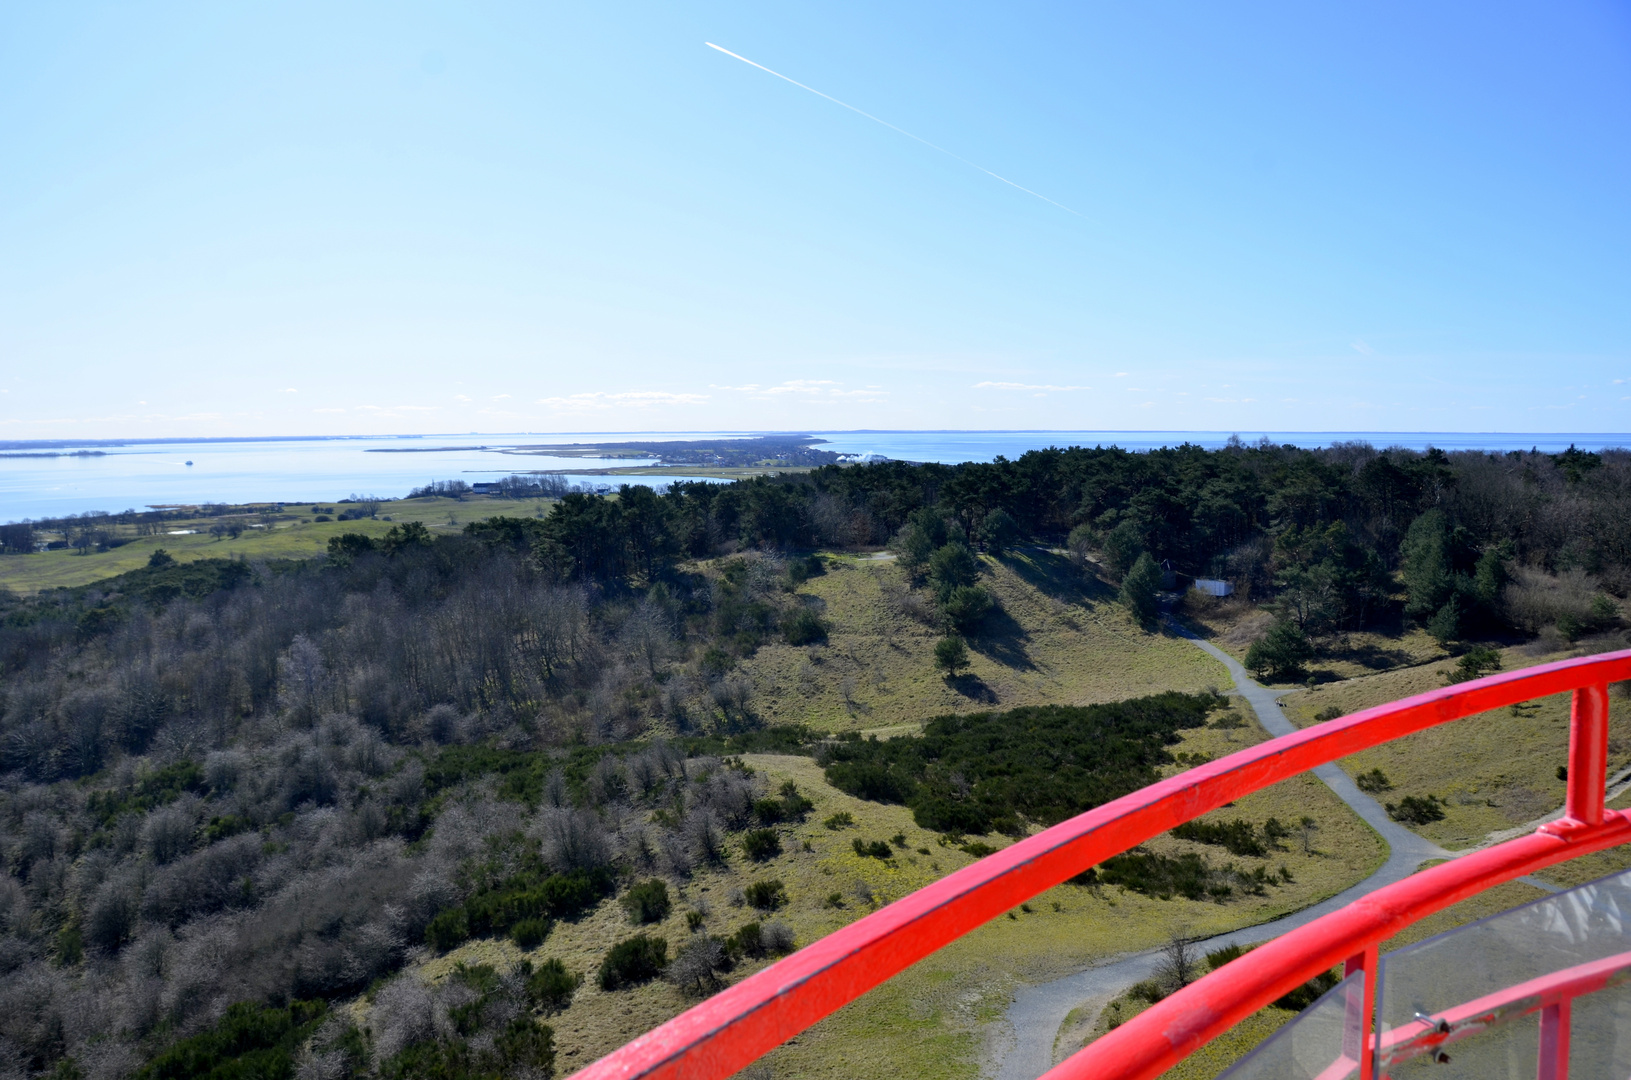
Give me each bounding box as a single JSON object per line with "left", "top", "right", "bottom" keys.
{"left": 1192, "top": 578, "right": 1234, "bottom": 597}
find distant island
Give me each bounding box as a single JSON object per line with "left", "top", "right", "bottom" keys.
{"left": 369, "top": 434, "right": 849, "bottom": 468}
{"left": 0, "top": 450, "right": 108, "bottom": 459}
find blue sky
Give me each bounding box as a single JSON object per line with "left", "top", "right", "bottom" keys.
{"left": 3, "top": 2, "right": 1628, "bottom": 437}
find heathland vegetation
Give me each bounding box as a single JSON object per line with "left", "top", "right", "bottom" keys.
{"left": 1, "top": 439, "right": 1627, "bottom": 1080}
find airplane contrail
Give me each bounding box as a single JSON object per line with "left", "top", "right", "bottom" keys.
{"left": 704, "top": 42, "right": 1081, "bottom": 217}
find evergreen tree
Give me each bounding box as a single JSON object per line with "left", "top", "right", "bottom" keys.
{"left": 1400, "top": 510, "right": 1453, "bottom": 622}
{"left": 1245, "top": 620, "right": 1313, "bottom": 680}
{"left": 1120, "top": 552, "right": 1163, "bottom": 626}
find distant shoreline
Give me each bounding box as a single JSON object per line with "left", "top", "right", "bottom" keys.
{"left": 3, "top": 428, "right": 1629, "bottom": 453}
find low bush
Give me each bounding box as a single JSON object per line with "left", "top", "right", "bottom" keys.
{"left": 1171, "top": 818, "right": 1268, "bottom": 858}
{"left": 1355, "top": 768, "right": 1392, "bottom": 794}
{"left": 427, "top": 865, "right": 616, "bottom": 951}
{"left": 742, "top": 828, "right": 781, "bottom": 862}
{"left": 821, "top": 693, "right": 1222, "bottom": 836}
{"left": 744, "top": 879, "right": 787, "bottom": 911}
{"left": 852, "top": 838, "right": 892, "bottom": 859}
{"left": 621, "top": 879, "right": 671, "bottom": 925}
{"left": 133, "top": 1000, "right": 326, "bottom": 1080}
{"left": 823, "top": 811, "right": 854, "bottom": 830}
{"left": 509, "top": 917, "right": 552, "bottom": 949}
{"left": 782, "top": 607, "right": 829, "bottom": 646}
{"left": 522, "top": 958, "right": 580, "bottom": 1014}
{"left": 1096, "top": 848, "right": 1284, "bottom": 902}
{"left": 753, "top": 782, "right": 814, "bottom": 825}
{"left": 598, "top": 934, "right": 669, "bottom": 990}
{"left": 1387, "top": 795, "right": 1445, "bottom": 825}
{"left": 725, "top": 920, "right": 794, "bottom": 960}
{"left": 1444, "top": 646, "right": 1502, "bottom": 684}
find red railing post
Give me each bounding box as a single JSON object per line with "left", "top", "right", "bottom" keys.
{"left": 1536, "top": 999, "right": 1571, "bottom": 1080}
{"left": 1342, "top": 944, "right": 1377, "bottom": 1080}
{"left": 1565, "top": 682, "right": 1609, "bottom": 827}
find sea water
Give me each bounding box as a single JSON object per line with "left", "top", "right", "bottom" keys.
{"left": 2, "top": 431, "right": 1625, "bottom": 523}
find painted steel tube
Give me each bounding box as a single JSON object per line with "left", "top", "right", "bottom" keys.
{"left": 569, "top": 649, "right": 1631, "bottom": 1080}
{"left": 1043, "top": 815, "right": 1631, "bottom": 1080}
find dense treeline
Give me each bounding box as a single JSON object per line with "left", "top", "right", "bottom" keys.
{"left": 1, "top": 440, "right": 1627, "bottom": 1080}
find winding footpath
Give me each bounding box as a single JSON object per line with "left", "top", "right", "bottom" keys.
{"left": 990, "top": 624, "right": 1452, "bottom": 1080}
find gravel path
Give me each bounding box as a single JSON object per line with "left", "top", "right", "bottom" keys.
{"left": 989, "top": 624, "right": 1451, "bottom": 1080}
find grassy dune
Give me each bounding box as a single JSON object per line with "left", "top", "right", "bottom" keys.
{"left": 744, "top": 551, "right": 1225, "bottom": 732}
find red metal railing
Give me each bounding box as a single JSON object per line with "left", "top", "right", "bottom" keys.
{"left": 568, "top": 649, "right": 1631, "bottom": 1080}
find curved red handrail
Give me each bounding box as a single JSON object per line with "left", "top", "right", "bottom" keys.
{"left": 568, "top": 649, "right": 1631, "bottom": 1080}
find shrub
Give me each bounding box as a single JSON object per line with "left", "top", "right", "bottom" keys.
{"left": 425, "top": 907, "right": 471, "bottom": 952}
{"left": 133, "top": 1000, "right": 326, "bottom": 1080}
{"left": 742, "top": 828, "right": 781, "bottom": 862}
{"left": 1205, "top": 943, "right": 1251, "bottom": 971}
{"left": 1274, "top": 969, "right": 1341, "bottom": 1011}
{"left": 743, "top": 879, "right": 786, "bottom": 911}
{"left": 1171, "top": 818, "right": 1267, "bottom": 857}
{"left": 523, "top": 958, "right": 580, "bottom": 1014}
{"left": 786, "top": 554, "right": 826, "bottom": 587}
{"left": 726, "top": 921, "right": 765, "bottom": 959}
{"left": 1355, "top": 768, "right": 1392, "bottom": 794}
{"left": 1312, "top": 706, "right": 1343, "bottom": 722}
{"left": 597, "top": 934, "right": 668, "bottom": 990}
{"left": 1444, "top": 646, "right": 1502, "bottom": 684}
{"left": 754, "top": 782, "right": 814, "bottom": 825}
{"left": 509, "top": 917, "right": 553, "bottom": 949}
{"left": 1387, "top": 795, "right": 1445, "bottom": 825}
{"left": 621, "top": 880, "right": 671, "bottom": 925}
{"left": 823, "top": 811, "right": 854, "bottom": 830}
{"left": 852, "top": 838, "right": 892, "bottom": 859}
{"left": 782, "top": 607, "right": 828, "bottom": 646}
{"left": 821, "top": 693, "right": 1221, "bottom": 835}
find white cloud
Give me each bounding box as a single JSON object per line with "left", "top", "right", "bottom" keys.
{"left": 1113, "top": 372, "right": 1129, "bottom": 377}
{"left": 492, "top": 394, "right": 511, "bottom": 400}
{"left": 1352, "top": 340, "right": 1374, "bottom": 355}
{"left": 280, "top": 388, "right": 298, "bottom": 393}
{"left": 974, "top": 381, "right": 1090, "bottom": 392}
{"left": 763, "top": 380, "right": 837, "bottom": 395}
{"left": 313, "top": 408, "right": 347, "bottom": 413}
{"left": 535, "top": 391, "right": 710, "bottom": 411}
{"left": 453, "top": 394, "right": 472, "bottom": 403}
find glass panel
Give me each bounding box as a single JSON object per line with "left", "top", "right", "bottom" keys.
{"left": 1216, "top": 972, "right": 1364, "bottom": 1080}
{"left": 1377, "top": 867, "right": 1631, "bottom": 1076}
{"left": 1569, "top": 977, "right": 1631, "bottom": 1076}
{"left": 1383, "top": 1014, "right": 1537, "bottom": 1080}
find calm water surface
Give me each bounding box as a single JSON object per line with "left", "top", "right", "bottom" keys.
{"left": 2, "top": 430, "right": 1625, "bottom": 523}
